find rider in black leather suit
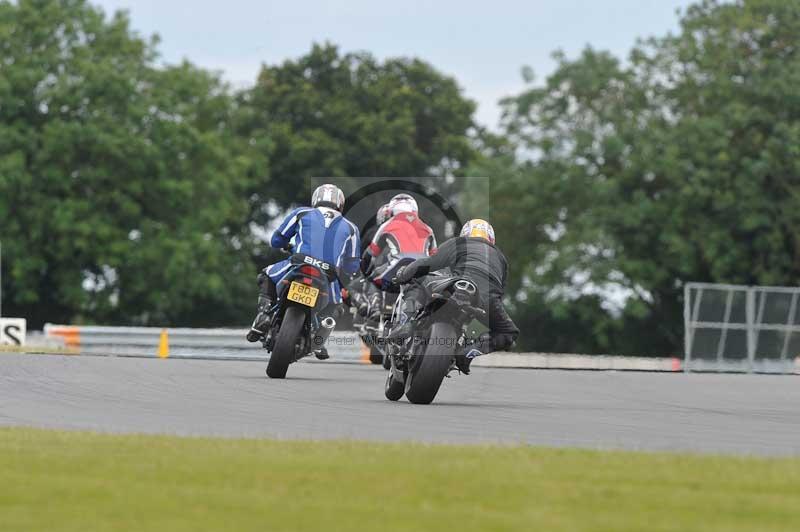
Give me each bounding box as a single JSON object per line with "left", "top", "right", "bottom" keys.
{"left": 394, "top": 219, "right": 519, "bottom": 373}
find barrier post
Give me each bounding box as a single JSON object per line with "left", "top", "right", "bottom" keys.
{"left": 158, "top": 329, "right": 169, "bottom": 358}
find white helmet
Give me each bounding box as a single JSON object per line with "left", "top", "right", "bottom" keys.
{"left": 387, "top": 193, "right": 418, "bottom": 216}
{"left": 376, "top": 203, "right": 392, "bottom": 225}
{"left": 311, "top": 184, "right": 345, "bottom": 211}
{"left": 460, "top": 219, "right": 496, "bottom": 244}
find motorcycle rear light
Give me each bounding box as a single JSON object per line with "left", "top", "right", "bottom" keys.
{"left": 302, "top": 277, "right": 313, "bottom": 285}
{"left": 299, "top": 265, "right": 321, "bottom": 277}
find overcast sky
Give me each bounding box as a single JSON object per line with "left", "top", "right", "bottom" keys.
{"left": 93, "top": 0, "right": 696, "bottom": 128}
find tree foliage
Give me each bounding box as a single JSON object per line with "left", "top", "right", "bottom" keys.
{"left": 0, "top": 3, "right": 478, "bottom": 328}
{"left": 0, "top": 0, "right": 255, "bottom": 326}
{"left": 485, "top": 0, "right": 800, "bottom": 354}
{"left": 235, "top": 43, "right": 477, "bottom": 237}
{"left": 5, "top": 0, "right": 798, "bottom": 359}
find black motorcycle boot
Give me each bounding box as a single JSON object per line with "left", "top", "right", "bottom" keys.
{"left": 348, "top": 290, "right": 368, "bottom": 317}
{"left": 246, "top": 295, "right": 273, "bottom": 342}
{"left": 387, "top": 296, "right": 419, "bottom": 339}
{"left": 314, "top": 347, "right": 330, "bottom": 360}
{"left": 454, "top": 347, "right": 485, "bottom": 375}
{"left": 387, "top": 320, "right": 414, "bottom": 340}
{"left": 366, "top": 293, "right": 382, "bottom": 322}
{"left": 454, "top": 355, "right": 473, "bottom": 375}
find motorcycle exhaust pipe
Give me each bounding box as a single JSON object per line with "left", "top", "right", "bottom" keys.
{"left": 313, "top": 316, "right": 336, "bottom": 349}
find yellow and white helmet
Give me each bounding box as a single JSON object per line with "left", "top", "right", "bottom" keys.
{"left": 460, "top": 219, "right": 496, "bottom": 244}
{"left": 311, "top": 184, "right": 345, "bottom": 211}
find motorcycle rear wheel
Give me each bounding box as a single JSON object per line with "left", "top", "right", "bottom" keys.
{"left": 404, "top": 321, "right": 457, "bottom": 405}
{"left": 266, "top": 305, "right": 306, "bottom": 379}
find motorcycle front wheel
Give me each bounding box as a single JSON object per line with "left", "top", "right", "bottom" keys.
{"left": 384, "top": 368, "right": 405, "bottom": 401}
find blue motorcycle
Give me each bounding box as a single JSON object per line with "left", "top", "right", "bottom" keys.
{"left": 263, "top": 252, "right": 338, "bottom": 379}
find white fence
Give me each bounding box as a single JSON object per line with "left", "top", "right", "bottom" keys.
{"left": 684, "top": 282, "right": 800, "bottom": 373}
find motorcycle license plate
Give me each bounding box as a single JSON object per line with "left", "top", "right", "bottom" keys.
{"left": 287, "top": 282, "right": 319, "bottom": 307}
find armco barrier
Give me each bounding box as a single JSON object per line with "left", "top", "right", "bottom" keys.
{"left": 38, "top": 324, "right": 697, "bottom": 371}
{"left": 44, "top": 324, "right": 367, "bottom": 362}
{"left": 472, "top": 352, "right": 683, "bottom": 371}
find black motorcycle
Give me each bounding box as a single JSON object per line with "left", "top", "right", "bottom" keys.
{"left": 352, "top": 254, "right": 424, "bottom": 368}
{"left": 384, "top": 274, "right": 485, "bottom": 404}
{"left": 263, "top": 253, "right": 338, "bottom": 379}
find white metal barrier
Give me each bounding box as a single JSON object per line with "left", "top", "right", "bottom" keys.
{"left": 684, "top": 282, "right": 800, "bottom": 373}
{"left": 36, "top": 323, "right": 695, "bottom": 372}
{"left": 44, "top": 324, "right": 365, "bottom": 362}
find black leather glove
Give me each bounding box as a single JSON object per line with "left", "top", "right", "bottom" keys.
{"left": 393, "top": 266, "right": 409, "bottom": 285}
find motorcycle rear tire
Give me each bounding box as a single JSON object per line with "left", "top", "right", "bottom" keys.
{"left": 266, "top": 306, "right": 306, "bottom": 379}
{"left": 404, "top": 321, "right": 457, "bottom": 405}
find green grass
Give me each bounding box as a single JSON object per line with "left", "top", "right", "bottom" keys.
{"left": 1, "top": 428, "right": 798, "bottom": 532}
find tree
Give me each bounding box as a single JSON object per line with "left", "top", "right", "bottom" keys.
{"left": 0, "top": 0, "right": 257, "bottom": 327}
{"left": 235, "top": 43, "right": 478, "bottom": 239}
{"left": 487, "top": 0, "right": 800, "bottom": 355}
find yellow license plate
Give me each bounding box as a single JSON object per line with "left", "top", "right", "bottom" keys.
{"left": 287, "top": 282, "right": 319, "bottom": 307}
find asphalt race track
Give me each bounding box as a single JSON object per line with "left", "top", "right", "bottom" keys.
{"left": 1, "top": 353, "right": 799, "bottom": 456}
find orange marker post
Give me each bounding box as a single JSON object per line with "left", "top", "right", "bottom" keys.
{"left": 157, "top": 329, "right": 169, "bottom": 358}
